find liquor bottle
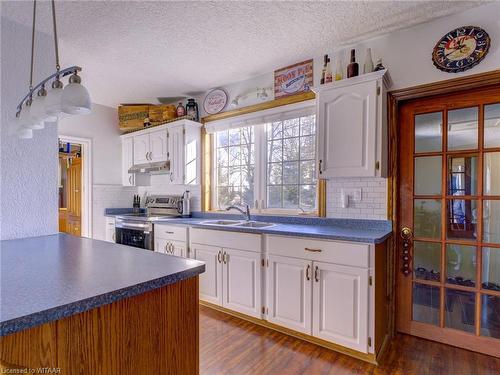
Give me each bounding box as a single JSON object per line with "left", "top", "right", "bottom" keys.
{"left": 320, "top": 54, "right": 328, "bottom": 85}
{"left": 363, "top": 48, "right": 374, "bottom": 74}
{"left": 346, "top": 49, "right": 359, "bottom": 78}
{"left": 335, "top": 57, "right": 343, "bottom": 81}
{"left": 176, "top": 102, "right": 186, "bottom": 117}
{"left": 325, "top": 57, "right": 333, "bottom": 83}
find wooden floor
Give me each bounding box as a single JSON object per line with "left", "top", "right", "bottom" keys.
{"left": 200, "top": 305, "right": 500, "bottom": 375}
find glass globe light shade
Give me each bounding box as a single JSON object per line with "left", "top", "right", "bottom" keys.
{"left": 45, "top": 79, "right": 64, "bottom": 117}
{"left": 61, "top": 73, "right": 91, "bottom": 115}
{"left": 31, "top": 89, "right": 49, "bottom": 123}
{"left": 24, "top": 104, "right": 44, "bottom": 130}
{"left": 18, "top": 105, "right": 34, "bottom": 129}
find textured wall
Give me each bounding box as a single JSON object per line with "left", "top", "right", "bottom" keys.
{"left": 1, "top": 17, "right": 58, "bottom": 239}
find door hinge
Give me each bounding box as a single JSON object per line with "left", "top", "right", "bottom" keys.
{"left": 376, "top": 86, "right": 381, "bottom": 96}
{"left": 375, "top": 161, "right": 380, "bottom": 170}
{"left": 369, "top": 276, "right": 373, "bottom": 286}
{"left": 368, "top": 337, "right": 372, "bottom": 347}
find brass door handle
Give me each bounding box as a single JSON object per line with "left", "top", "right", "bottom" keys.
{"left": 217, "top": 251, "right": 222, "bottom": 263}
{"left": 305, "top": 247, "right": 322, "bottom": 253}
{"left": 223, "top": 252, "right": 228, "bottom": 264}
{"left": 401, "top": 227, "right": 413, "bottom": 240}
{"left": 314, "top": 266, "right": 320, "bottom": 282}
{"left": 306, "top": 264, "right": 311, "bottom": 281}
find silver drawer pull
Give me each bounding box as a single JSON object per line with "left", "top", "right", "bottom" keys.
{"left": 165, "top": 231, "right": 174, "bottom": 234}
{"left": 305, "top": 247, "right": 322, "bottom": 253}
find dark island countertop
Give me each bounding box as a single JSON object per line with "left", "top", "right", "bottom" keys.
{"left": 0, "top": 234, "right": 205, "bottom": 336}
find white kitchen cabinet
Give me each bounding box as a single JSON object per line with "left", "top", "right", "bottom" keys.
{"left": 315, "top": 70, "right": 390, "bottom": 178}
{"left": 192, "top": 243, "right": 223, "bottom": 305}
{"left": 167, "top": 125, "right": 185, "bottom": 184}
{"left": 266, "top": 255, "right": 312, "bottom": 334}
{"left": 133, "top": 133, "right": 151, "bottom": 164}
{"left": 222, "top": 248, "right": 262, "bottom": 318}
{"left": 167, "top": 122, "right": 201, "bottom": 185}
{"left": 105, "top": 217, "right": 116, "bottom": 242}
{"left": 191, "top": 228, "right": 262, "bottom": 317}
{"left": 121, "top": 137, "right": 135, "bottom": 186}
{"left": 155, "top": 237, "right": 186, "bottom": 257}
{"left": 149, "top": 129, "right": 168, "bottom": 162}
{"left": 312, "top": 262, "right": 369, "bottom": 353}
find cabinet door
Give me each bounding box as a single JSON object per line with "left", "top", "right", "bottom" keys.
{"left": 318, "top": 80, "right": 377, "bottom": 177}
{"left": 133, "top": 133, "right": 150, "bottom": 164}
{"left": 312, "top": 262, "right": 369, "bottom": 353}
{"left": 222, "top": 248, "right": 262, "bottom": 318}
{"left": 122, "top": 137, "right": 135, "bottom": 186}
{"left": 192, "top": 243, "right": 223, "bottom": 306}
{"left": 170, "top": 240, "right": 186, "bottom": 258}
{"left": 149, "top": 129, "right": 168, "bottom": 162}
{"left": 154, "top": 237, "right": 169, "bottom": 254}
{"left": 168, "top": 126, "right": 185, "bottom": 184}
{"left": 267, "top": 255, "right": 312, "bottom": 334}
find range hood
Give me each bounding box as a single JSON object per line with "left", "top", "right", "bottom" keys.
{"left": 128, "top": 160, "right": 170, "bottom": 174}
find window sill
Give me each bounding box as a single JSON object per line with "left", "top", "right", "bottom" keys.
{"left": 205, "top": 209, "right": 319, "bottom": 218}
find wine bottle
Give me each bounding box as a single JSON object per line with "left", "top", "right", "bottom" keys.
{"left": 347, "top": 49, "right": 359, "bottom": 78}
{"left": 320, "top": 54, "right": 328, "bottom": 85}
{"left": 325, "top": 57, "right": 333, "bottom": 83}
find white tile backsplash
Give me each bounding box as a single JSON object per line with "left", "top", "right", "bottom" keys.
{"left": 326, "top": 177, "right": 388, "bottom": 220}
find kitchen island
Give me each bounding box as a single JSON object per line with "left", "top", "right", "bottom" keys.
{"left": 0, "top": 234, "right": 204, "bottom": 374}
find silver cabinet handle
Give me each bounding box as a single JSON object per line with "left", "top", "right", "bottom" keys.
{"left": 306, "top": 264, "right": 311, "bottom": 281}
{"left": 305, "top": 247, "right": 322, "bottom": 253}
{"left": 164, "top": 243, "right": 169, "bottom": 253}
{"left": 112, "top": 232, "right": 115, "bottom": 241}
{"left": 128, "top": 175, "right": 133, "bottom": 184}
{"left": 314, "top": 266, "right": 320, "bottom": 282}
{"left": 223, "top": 251, "right": 228, "bottom": 264}
{"left": 170, "top": 172, "right": 174, "bottom": 183}
{"left": 165, "top": 231, "right": 174, "bottom": 234}
{"left": 319, "top": 159, "right": 323, "bottom": 175}
{"left": 217, "top": 251, "right": 222, "bottom": 263}
{"left": 149, "top": 151, "right": 153, "bottom": 160}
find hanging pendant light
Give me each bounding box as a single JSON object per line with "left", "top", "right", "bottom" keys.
{"left": 14, "top": 0, "right": 90, "bottom": 139}
{"left": 62, "top": 72, "right": 91, "bottom": 114}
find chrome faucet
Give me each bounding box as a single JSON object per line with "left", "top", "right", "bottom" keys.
{"left": 226, "top": 204, "right": 251, "bottom": 221}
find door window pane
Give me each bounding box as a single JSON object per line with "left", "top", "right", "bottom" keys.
{"left": 413, "top": 283, "right": 440, "bottom": 326}
{"left": 448, "top": 155, "right": 478, "bottom": 196}
{"left": 415, "top": 156, "right": 441, "bottom": 195}
{"left": 445, "top": 289, "right": 475, "bottom": 333}
{"left": 483, "top": 200, "right": 500, "bottom": 244}
{"left": 446, "top": 244, "right": 476, "bottom": 287}
{"left": 414, "top": 199, "right": 442, "bottom": 239}
{"left": 414, "top": 241, "right": 441, "bottom": 281}
{"left": 482, "top": 247, "right": 500, "bottom": 291}
{"left": 484, "top": 103, "right": 500, "bottom": 148}
{"left": 415, "top": 112, "right": 442, "bottom": 153}
{"left": 484, "top": 152, "right": 500, "bottom": 195}
{"left": 480, "top": 295, "right": 500, "bottom": 339}
{"left": 447, "top": 199, "right": 477, "bottom": 240}
{"left": 447, "top": 107, "right": 478, "bottom": 151}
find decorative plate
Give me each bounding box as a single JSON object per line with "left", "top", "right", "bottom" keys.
{"left": 432, "top": 26, "right": 490, "bottom": 73}
{"left": 203, "top": 89, "right": 228, "bottom": 115}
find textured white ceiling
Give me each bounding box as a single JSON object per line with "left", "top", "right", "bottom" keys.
{"left": 2, "top": 1, "right": 484, "bottom": 107}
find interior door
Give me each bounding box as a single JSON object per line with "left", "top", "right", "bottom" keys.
{"left": 397, "top": 86, "right": 500, "bottom": 357}
{"left": 266, "top": 255, "right": 312, "bottom": 334}
{"left": 192, "top": 243, "right": 223, "bottom": 306}
{"left": 222, "top": 248, "right": 262, "bottom": 318}
{"left": 66, "top": 158, "right": 81, "bottom": 236}
{"left": 312, "top": 261, "right": 369, "bottom": 353}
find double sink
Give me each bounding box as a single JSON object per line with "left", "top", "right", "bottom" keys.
{"left": 200, "top": 220, "right": 275, "bottom": 229}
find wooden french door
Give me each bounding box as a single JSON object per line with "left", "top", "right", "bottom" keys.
{"left": 397, "top": 85, "right": 500, "bottom": 357}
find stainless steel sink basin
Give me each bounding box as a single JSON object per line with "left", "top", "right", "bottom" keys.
{"left": 200, "top": 220, "right": 243, "bottom": 226}
{"left": 235, "top": 221, "right": 275, "bottom": 228}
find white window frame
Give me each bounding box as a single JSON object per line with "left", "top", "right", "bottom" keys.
{"left": 208, "top": 100, "right": 318, "bottom": 215}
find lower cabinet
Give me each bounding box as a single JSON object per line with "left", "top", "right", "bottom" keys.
{"left": 105, "top": 217, "right": 116, "bottom": 243}
{"left": 312, "top": 262, "right": 369, "bottom": 352}
{"left": 155, "top": 237, "right": 186, "bottom": 257}
{"left": 267, "top": 255, "right": 312, "bottom": 334}
{"left": 192, "top": 241, "right": 262, "bottom": 318}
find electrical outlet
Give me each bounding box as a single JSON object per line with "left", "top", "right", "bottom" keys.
{"left": 341, "top": 188, "right": 362, "bottom": 204}
{"left": 352, "top": 188, "right": 362, "bottom": 202}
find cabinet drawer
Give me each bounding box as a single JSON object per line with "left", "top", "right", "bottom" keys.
{"left": 266, "top": 235, "right": 370, "bottom": 268}
{"left": 190, "top": 228, "right": 261, "bottom": 253}
{"left": 154, "top": 224, "right": 187, "bottom": 242}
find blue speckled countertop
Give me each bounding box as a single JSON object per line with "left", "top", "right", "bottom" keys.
{"left": 152, "top": 212, "right": 392, "bottom": 244}
{"left": 0, "top": 234, "right": 204, "bottom": 336}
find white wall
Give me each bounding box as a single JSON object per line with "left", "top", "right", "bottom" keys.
{"left": 58, "top": 104, "right": 138, "bottom": 240}
{"left": 0, "top": 16, "right": 58, "bottom": 240}
{"left": 197, "top": 3, "right": 500, "bottom": 220}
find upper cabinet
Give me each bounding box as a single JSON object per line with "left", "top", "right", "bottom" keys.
{"left": 315, "top": 70, "right": 391, "bottom": 178}
{"left": 121, "top": 119, "right": 202, "bottom": 186}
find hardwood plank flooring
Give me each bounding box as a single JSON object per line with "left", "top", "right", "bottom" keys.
{"left": 200, "top": 305, "right": 500, "bottom": 375}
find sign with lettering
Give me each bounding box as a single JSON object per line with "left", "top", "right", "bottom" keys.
{"left": 203, "top": 89, "right": 228, "bottom": 115}
{"left": 274, "top": 59, "right": 313, "bottom": 99}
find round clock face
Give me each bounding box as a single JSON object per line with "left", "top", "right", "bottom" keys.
{"left": 432, "top": 26, "right": 490, "bottom": 73}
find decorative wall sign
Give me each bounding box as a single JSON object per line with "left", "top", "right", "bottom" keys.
{"left": 203, "top": 89, "right": 228, "bottom": 115}
{"left": 432, "top": 26, "right": 490, "bottom": 73}
{"left": 274, "top": 59, "right": 313, "bottom": 99}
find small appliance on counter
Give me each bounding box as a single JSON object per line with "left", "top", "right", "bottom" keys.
{"left": 178, "top": 190, "right": 191, "bottom": 217}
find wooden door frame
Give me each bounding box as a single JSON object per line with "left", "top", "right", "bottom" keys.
{"left": 59, "top": 135, "right": 93, "bottom": 238}
{"left": 386, "top": 69, "right": 500, "bottom": 338}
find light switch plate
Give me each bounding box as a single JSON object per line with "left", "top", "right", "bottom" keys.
{"left": 341, "top": 188, "right": 362, "bottom": 202}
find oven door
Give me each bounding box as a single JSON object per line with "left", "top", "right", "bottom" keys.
{"left": 115, "top": 220, "right": 153, "bottom": 250}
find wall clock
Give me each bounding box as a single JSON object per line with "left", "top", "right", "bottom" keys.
{"left": 203, "top": 89, "right": 228, "bottom": 115}
{"left": 432, "top": 26, "right": 490, "bottom": 73}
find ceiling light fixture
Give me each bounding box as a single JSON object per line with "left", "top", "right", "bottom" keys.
{"left": 15, "top": 0, "right": 90, "bottom": 139}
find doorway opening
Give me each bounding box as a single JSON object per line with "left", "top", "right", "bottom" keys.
{"left": 58, "top": 136, "right": 92, "bottom": 237}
